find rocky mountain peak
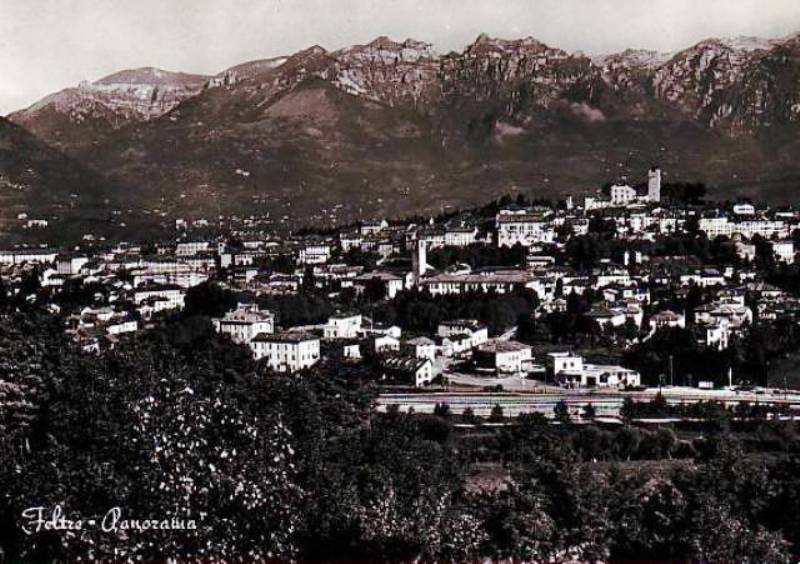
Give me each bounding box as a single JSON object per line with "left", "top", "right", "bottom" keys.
{"left": 94, "top": 66, "right": 208, "bottom": 87}
{"left": 465, "top": 33, "right": 554, "bottom": 56}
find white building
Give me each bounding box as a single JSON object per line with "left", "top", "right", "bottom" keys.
{"left": 133, "top": 285, "right": 185, "bottom": 309}
{"left": 698, "top": 320, "right": 731, "bottom": 350}
{"left": 401, "top": 337, "right": 436, "bottom": 361}
{"left": 251, "top": 331, "right": 321, "bottom": 372}
{"left": 0, "top": 248, "right": 57, "bottom": 266}
{"left": 213, "top": 305, "right": 275, "bottom": 344}
{"left": 581, "top": 364, "right": 641, "bottom": 388}
{"left": 444, "top": 225, "right": 479, "bottom": 247}
{"left": 354, "top": 272, "right": 407, "bottom": 299}
{"left": 475, "top": 340, "right": 533, "bottom": 374}
{"left": 176, "top": 241, "right": 211, "bottom": 256}
{"left": 419, "top": 272, "right": 547, "bottom": 299}
{"left": 648, "top": 310, "right": 685, "bottom": 333}
{"left": 610, "top": 183, "right": 637, "bottom": 206}
{"left": 299, "top": 242, "right": 332, "bottom": 265}
{"left": 547, "top": 352, "right": 640, "bottom": 388}
{"left": 546, "top": 352, "right": 584, "bottom": 379}
{"left": 324, "top": 313, "right": 362, "bottom": 339}
{"left": 57, "top": 255, "right": 90, "bottom": 275}
{"left": 771, "top": 241, "right": 795, "bottom": 264}
{"left": 381, "top": 356, "right": 434, "bottom": 387}
{"left": 733, "top": 203, "right": 756, "bottom": 216}
{"left": 437, "top": 319, "right": 489, "bottom": 349}
{"left": 495, "top": 210, "right": 555, "bottom": 247}
{"left": 106, "top": 318, "right": 139, "bottom": 336}
{"left": 699, "top": 217, "right": 788, "bottom": 240}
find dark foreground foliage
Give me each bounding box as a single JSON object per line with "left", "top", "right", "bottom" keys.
{"left": 1, "top": 308, "right": 799, "bottom": 561}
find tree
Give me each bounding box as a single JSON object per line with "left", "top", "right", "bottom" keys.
{"left": 620, "top": 397, "right": 637, "bottom": 421}
{"left": 488, "top": 404, "right": 505, "bottom": 423}
{"left": 183, "top": 281, "right": 239, "bottom": 317}
{"left": 583, "top": 403, "right": 597, "bottom": 420}
{"left": 433, "top": 403, "right": 451, "bottom": 418}
{"left": 462, "top": 407, "right": 478, "bottom": 424}
{"left": 0, "top": 322, "right": 303, "bottom": 561}
{"left": 622, "top": 318, "right": 639, "bottom": 341}
{"left": 690, "top": 500, "right": 789, "bottom": 562}
{"left": 554, "top": 400, "right": 570, "bottom": 423}
{"left": 613, "top": 427, "right": 642, "bottom": 461}
{"left": 653, "top": 427, "right": 677, "bottom": 459}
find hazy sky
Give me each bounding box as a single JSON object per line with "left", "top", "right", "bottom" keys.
{"left": 2, "top": 0, "right": 800, "bottom": 114}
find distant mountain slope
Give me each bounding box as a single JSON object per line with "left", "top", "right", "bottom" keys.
{"left": 9, "top": 67, "right": 208, "bottom": 151}
{"left": 5, "top": 32, "right": 800, "bottom": 240}
{"left": 0, "top": 116, "right": 110, "bottom": 242}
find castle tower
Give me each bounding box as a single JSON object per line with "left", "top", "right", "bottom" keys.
{"left": 648, "top": 167, "right": 661, "bottom": 203}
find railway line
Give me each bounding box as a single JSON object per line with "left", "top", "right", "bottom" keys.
{"left": 378, "top": 388, "right": 800, "bottom": 418}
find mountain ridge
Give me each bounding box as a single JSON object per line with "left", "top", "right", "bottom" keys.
{"left": 4, "top": 31, "right": 800, "bottom": 242}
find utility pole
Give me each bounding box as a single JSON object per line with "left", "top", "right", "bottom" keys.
{"left": 728, "top": 366, "right": 733, "bottom": 389}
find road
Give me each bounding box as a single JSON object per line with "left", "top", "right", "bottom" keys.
{"left": 378, "top": 387, "right": 800, "bottom": 418}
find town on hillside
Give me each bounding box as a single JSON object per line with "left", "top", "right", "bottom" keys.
{"left": 3, "top": 167, "right": 800, "bottom": 416}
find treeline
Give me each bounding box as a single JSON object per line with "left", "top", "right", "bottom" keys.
{"left": 372, "top": 288, "right": 539, "bottom": 336}
{"left": 619, "top": 394, "right": 790, "bottom": 422}
{"left": 624, "top": 322, "right": 800, "bottom": 387}
{"left": 182, "top": 281, "right": 335, "bottom": 328}
{"left": 427, "top": 243, "right": 527, "bottom": 271}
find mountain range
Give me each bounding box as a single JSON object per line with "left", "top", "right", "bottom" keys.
{"left": 4, "top": 32, "right": 800, "bottom": 242}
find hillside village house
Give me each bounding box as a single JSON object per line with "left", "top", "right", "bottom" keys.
{"left": 354, "top": 271, "right": 408, "bottom": 299}
{"left": 771, "top": 241, "right": 795, "bottom": 264}
{"left": 475, "top": 340, "right": 533, "bottom": 374}
{"left": 298, "top": 241, "right": 332, "bottom": 265}
{"left": 694, "top": 300, "right": 753, "bottom": 328}
{"left": 648, "top": 310, "right": 686, "bottom": 334}
{"left": 695, "top": 319, "right": 732, "bottom": 350}
{"left": 586, "top": 306, "right": 627, "bottom": 328}
{"left": 370, "top": 334, "right": 401, "bottom": 354}
{"left": 444, "top": 226, "right": 479, "bottom": 247}
{"left": 380, "top": 356, "right": 434, "bottom": 387}
{"left": 57, "top": 255, "right": 90, "bottom": 275}
{"left": 698, "top": 216, "right": 788, "bottom": 240}
{"left": 324, "top": 312, "right": 362, "bottom": 339}
{"left": 546, "top": 352, "right": 583, "bottom": 379}
{"left": 106, "top": 317, "right": 139, "bottom": 336}
{"left": 610, "top": 183, "right": 638, "bottom": 206}
{"left": 546, "top": 352, "right": 641, "bottom": 388}
{"left": 418, "top": 271, "right": 549, "bottom": 299}
{"left": 0, "top": 248, "right": 58, "bottom": 266}
{"left": 339, "top": 231, "right": 363, "bottom": 252}
{"left": 401, "top": 337, "right": 436, "bottom": 360}
{"left": 133, "top": 266, "right": 209, "bottom": 289}
{"left": 251, "top": 331, "right": 321, "bottom": 372}
{"left": 133, "top": 284, "right": 185, "bottom": 309}
{"left": 580, "top": 364, "right": 641, "bottom": 388}
{"left": 213, "top": 304, "right": 275, "bottom": 344}
{"left": 495, "top": 209, "right": 555, "bottom": 247}
{"left": 437, "top": 319, "right": 489, "bottom": 348}
{"left": 359, "top": 219, "right": 389, "bottom": 236}
{"left": 176, "top": 241, "right": 211, "bottom": 256}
